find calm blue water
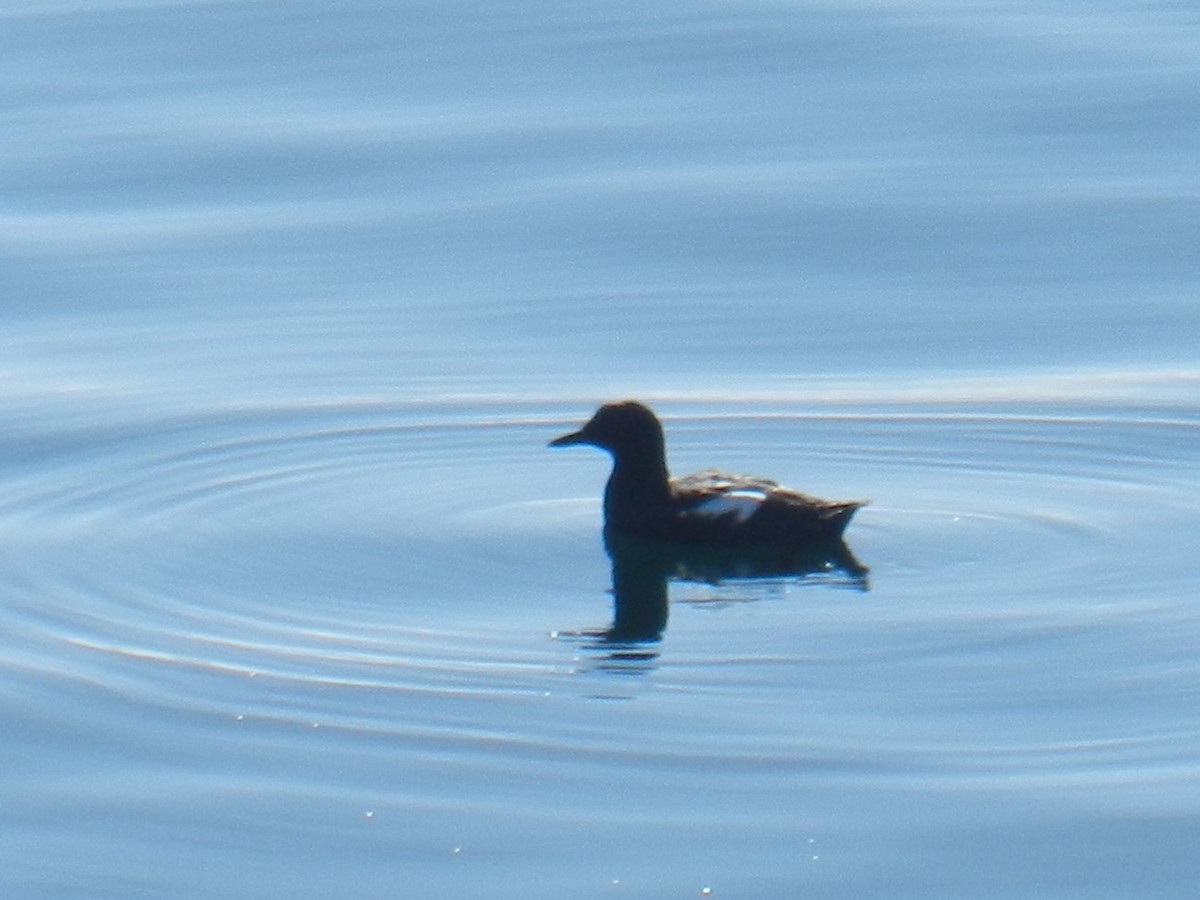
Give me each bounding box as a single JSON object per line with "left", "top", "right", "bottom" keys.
{"left": 3, "top": 2, "right": 1199, "bottom": 897}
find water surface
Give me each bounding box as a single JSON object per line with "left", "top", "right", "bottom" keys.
{"left": 2, "top": 1, "right": 1199, "bottom": 897}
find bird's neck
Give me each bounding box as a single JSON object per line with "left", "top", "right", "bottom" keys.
{"left": 604, "top": 451, "right": 672, "bottom": 532}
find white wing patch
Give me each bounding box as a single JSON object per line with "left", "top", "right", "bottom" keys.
{"left": 690, "top": 489, "right": 767, "bottom": 525}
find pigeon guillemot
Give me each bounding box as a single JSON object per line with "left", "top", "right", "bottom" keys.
{"left": 549, "top": 401, "right": 865, "bottom": 545}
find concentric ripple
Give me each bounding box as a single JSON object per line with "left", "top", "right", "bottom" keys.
{"left": 1, "top": 401, "right": 583, "bottom": 729}
{"left": 3, "top": 397, "right": 1195, "bottom": 730}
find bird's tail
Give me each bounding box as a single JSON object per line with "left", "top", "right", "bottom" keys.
{"left": 827, "top": 500, "right": 867, "bottom": 535}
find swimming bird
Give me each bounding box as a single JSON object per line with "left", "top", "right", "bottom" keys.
{"left": 549, "top": 401, "right": 865, "bottom": 545}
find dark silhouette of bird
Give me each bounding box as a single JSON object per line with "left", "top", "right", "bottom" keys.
{"left": 550, "top": 401, "right": 865, "bottom": 546}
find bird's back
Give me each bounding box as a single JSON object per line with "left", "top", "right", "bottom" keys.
{"left": 670, "top": 469, "right": 863, "bottom": 544}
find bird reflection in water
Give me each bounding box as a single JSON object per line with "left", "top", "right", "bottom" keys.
{"left": 565, "top": 529, "right": 868, "bottom": 672}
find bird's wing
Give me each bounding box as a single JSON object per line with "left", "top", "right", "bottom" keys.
{"left": 672, "top": 470, "right": 774, "bottom": 524}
